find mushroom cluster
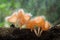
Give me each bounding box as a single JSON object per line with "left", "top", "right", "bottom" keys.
{"left": 5, "top": 9, "right": 51, "bottom": 37}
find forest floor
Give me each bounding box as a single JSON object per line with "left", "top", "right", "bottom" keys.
{"left": 0, "top": 25, "right": 60, "bottom": 40}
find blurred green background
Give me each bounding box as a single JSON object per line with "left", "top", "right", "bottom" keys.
{"left": 0, "top": 0, "right": 60, "bottom": 27}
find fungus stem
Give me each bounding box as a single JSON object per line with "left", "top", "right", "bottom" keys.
{"left": 34, "top": 29, "right": 38, "bottom": 36}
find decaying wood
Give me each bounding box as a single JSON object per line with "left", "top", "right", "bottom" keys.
{"left": 0, "top": 25, "right": 60, "bottom": 40}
